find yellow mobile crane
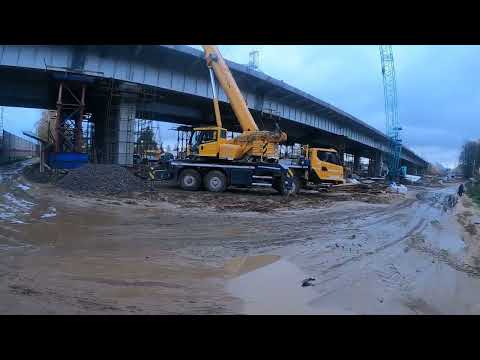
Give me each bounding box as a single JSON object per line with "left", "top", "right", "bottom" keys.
{"left": 159, "top": 45, "right": 294, "bottom": 193}
{"left": 159, "top": 45, "right": 344, "bottom": 193}
{"left": 188, "top": 45, "right": 287, "bottom": 162}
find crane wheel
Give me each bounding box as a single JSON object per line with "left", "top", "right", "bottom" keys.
{"left": 179, "top": 169, "right": 202, "bottom": 191}
{"left": 204, "top": 170, "right": 227, "bottom": 193}
{"left": 276, "top": 176, "right": 300, "bottom": 195}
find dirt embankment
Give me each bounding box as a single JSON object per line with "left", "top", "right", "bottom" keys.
{"left": 456, "top": 196, "right": 480, "bottom": 268}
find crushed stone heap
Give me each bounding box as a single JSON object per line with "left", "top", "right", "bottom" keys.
{"left": 57, "top": 164, "right": 148, "bottom": 194}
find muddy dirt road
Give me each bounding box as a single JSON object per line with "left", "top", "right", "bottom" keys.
{"left": 1, "top": 161, "right": 479, "bottom": 314}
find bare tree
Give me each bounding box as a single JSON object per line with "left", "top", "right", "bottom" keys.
{"left": 459, "top": 140, "right": 480, "bottom": 178}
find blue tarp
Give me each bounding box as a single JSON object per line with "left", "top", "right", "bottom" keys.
{"left": 48, "top": 152, "right": 88, "bottom": 169}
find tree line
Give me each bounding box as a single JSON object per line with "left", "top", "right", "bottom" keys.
{"left": 459, "top": 140, "right": 480, "bottom": 178}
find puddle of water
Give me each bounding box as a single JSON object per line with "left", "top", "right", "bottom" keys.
{"left": 406, "top": 258, "right": 480, "bottom": 314}
{"left": 227, "top": 258, "right": 317, "bottom": 314}
{"left": 427, "top": 214, "right": 465, "bottom": 253}
{"left": 227, "top": 256, "right": 355, "bottom": 314}
{"left": 224, "top": 255, "right": 280, "bottom": 277}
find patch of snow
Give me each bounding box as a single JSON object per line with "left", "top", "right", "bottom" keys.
{"left": 16, "top": 184, "right": 31, "bottom": 191}
{"left": 40, "top": 207, "right": 57, "bottom": 219}
{"left": 0, "top": 212, "right": 25, "bottom": 224}
{"left": 2, "top": 193, "right": 35, "bottom": 208}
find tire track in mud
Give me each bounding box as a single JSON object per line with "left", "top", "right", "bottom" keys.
{"left": 209, "top": 197, "right": 424, "bottom": 260}
{"left": 405, "top": 191, "right": 480, "bottom": 278}
{"left": 269, "top": 197, "right": 417, "bottom": 231}
{"left": 70, "top": 276, "right": 184, "bottom": 288}
{"left": 4, "top": 277, "right": 125, "bottom": 313}
{"left": 319, "top": 218, "right": 427, "bottom": 276}
{"left": 409, "top": 241, "right": 480, "bottom": 278}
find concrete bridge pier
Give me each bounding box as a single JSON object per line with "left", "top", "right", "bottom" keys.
{"left": 353, "top": 153, "right": 361, "bottom": 174}
{"left": 113, "top": 99, "right": 136, "bottom": 166}
{"left": 91, "top": 84, "right": 138, "bottom": 166}
{"left": 368, "top": 151, "right": 384, "bottom": 177}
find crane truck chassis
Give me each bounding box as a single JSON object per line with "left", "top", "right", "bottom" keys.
{"left": 156, "top": 159, "right": 294, "bottom": 194}
{"left": 154, "top": 145, "right": 345, "bottom": 195}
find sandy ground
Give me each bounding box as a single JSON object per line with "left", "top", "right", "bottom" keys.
{"left": 1, "top": 160, "right": 479, "bottom": 314}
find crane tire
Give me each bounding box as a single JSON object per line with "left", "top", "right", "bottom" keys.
{"left": 277, "top": 176, "right": 300, "bottom": 195}
{"left": 179, "top": 169, "right": 202, "bottom": 191}
{"left": 204, "top": 170, "right": 227, "bottom": 193}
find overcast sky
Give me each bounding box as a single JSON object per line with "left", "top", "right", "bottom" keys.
{"left": 3, "top": 45, "right": 479, "bottom": 169}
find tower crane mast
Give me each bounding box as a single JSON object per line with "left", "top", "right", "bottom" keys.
{"left": 379, "top": 45, "right": 402, "bottom": 179}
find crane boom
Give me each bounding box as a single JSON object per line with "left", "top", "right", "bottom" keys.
{"left": 202, "top": 45, "right": 259, "bottom": 132}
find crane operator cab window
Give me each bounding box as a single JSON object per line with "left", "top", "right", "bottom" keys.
{"left": 192, "top": 130, "right": 216, "bottom": 148}
{"left": 190, "top": 129, "right": 225, "bottom": 154}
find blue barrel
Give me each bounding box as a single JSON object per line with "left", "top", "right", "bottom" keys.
{"left": 48, "top": 152, "right": 88, "bottom": 169}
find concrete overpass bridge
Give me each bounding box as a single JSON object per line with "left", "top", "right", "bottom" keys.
{"left": 0, "top": 45, "right": 429, "bottom": 174}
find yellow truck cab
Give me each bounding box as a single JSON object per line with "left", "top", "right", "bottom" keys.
{"left": 309, "top": 147, "right": 345, "bottom": 184}
{"left": 282, "top": 146, "right": 345, "bottom": 194}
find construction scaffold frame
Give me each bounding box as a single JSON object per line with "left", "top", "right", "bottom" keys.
{"left": 54, "top": 81, "right": 87, "bottom": 153}
{"left": 102, "top": 80, "right": 166, "bottom": 166}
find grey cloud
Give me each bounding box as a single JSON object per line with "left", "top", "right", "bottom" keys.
{"left": 218, "top": 45, "right": 480, "bottom": 167}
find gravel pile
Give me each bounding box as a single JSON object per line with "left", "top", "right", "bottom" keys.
{"left": 57, "top": 164, "right": 148, "bottom": 194}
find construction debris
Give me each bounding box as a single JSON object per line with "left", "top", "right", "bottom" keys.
{"left": 388, "top": 182, "right": 408, "bottom": 194}
{"left": 404, "top": 174, "right": 421, "bottom": 183}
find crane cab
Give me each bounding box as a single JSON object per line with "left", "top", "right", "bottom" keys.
{"left": 189, "top": 126, "right": 243, "bottom": 160}
{"left": 190, "top": 126, "right": 225, "bottom": 157}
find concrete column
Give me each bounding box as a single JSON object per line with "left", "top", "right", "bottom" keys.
{"left": 90, "top": 108, "right": 106, "bottom": 164}
{"left": 373, "top": 151, "right": 384, "bottom": 177}
{"left": 368, "top": 157, "right": 375, "bottom": 177}
{"left": 114, "top": 100, "right": 136, "bottom": 166}
{"left": 353, "top": 154, "right": 361, "bottom": 174}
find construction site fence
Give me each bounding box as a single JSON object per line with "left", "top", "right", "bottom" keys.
{"left": 0, "top": 130, "right": 39, "bottom": 164}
